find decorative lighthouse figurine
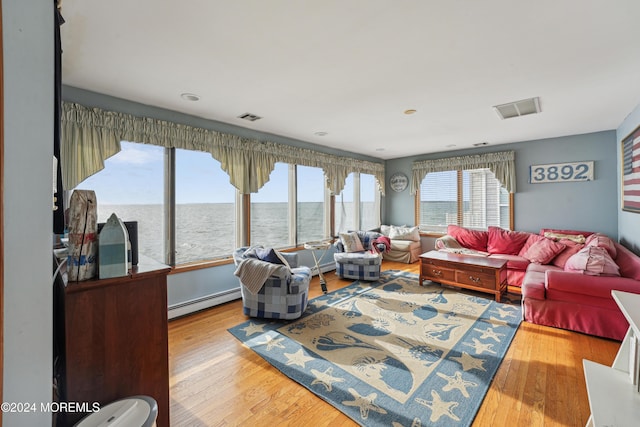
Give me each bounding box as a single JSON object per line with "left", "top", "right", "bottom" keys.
{"left": 98, "top": 213, "right": 130, "bottom": 279}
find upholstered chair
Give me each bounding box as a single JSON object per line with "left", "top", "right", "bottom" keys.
{"left": 333, "top": 230, "right": 384, "bottom": 281}
{"left": 233, "top": 247, "right": 311, "bottom": 320}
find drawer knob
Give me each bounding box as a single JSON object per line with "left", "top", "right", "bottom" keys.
{"left": 432, "top": 269, "right": 442, "bottom": 277}
{"left": 469, "top": 276, "right": 481, "bottom": 283}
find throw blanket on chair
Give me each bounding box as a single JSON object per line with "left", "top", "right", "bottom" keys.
{"left": 234, "top": 258, "right": 282, "bottom": 294}
{"left": 371, "top": 236, "right": 391, "bottom": 254}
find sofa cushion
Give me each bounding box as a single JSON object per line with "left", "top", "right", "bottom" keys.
{"left": 551, "top": 240, "right": 584, "bottom": 268}
{"left": 447, "top": 225, "right": 488, "bottom": 252}
{"left": 488, "top": 253, "right": 530, "bottom": 271}
{"left": 585, "top": 233, "right": 617, "bottom": 258}
{"left": 564, "top": 246, "right": 620, "bottom": 276}
{"left": 339, "top": 232, "right": 365, "bottom": 253}
{"left": 487, "top": 226, "right": 531, "bottom": 255}
{"left": 518, "top": 234, "right": 546, "bottom": 257}
{"left": 522, "top": 238, "right": 566, "bottom": 264}
{"left": 390, "top": 239, "right": 421, "bottom": 251}
{"left": 388, "top": 225, "right": 420, "bottom": 241}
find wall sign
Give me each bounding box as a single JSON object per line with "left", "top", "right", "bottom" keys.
{"left": 389, "top": 172, "right": 409, "bottom": 192}
{"left": 529, "top": 161, "right": 594, "bottom": 184}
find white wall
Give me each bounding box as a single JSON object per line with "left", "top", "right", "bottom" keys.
{"left": 2, "top": 1, "right": 54, "bottom": 425}
{"left": 617, "top": 102, "right": 640, "bottom": 251}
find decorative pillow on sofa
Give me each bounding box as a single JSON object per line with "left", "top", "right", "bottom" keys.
{"left": 518, "top": 234, "right": 545, "bottom": 257}
{"left": 487, "top": 226, "right": 531, "bottom": 255}
{"left": 389, "top": 225, "right": 420, "bottom": 241}
{"left": 585, "top": 233, "right": 617, "bottom": 258}
{"left": 522, "top": 238, "right": 566, "bottom": 264}
{"left": 551, "top": 239, "right": 584, "bottom": 268}
{"left": 543, "top": 231, "right": 586, "bottom": 244}
{"left": 447, "top": 225, "right": 488, "bottom": 252}
{"left": 339, "top": 232, "right": 365, "bottom": 253}
{"left": 564, "top": 246, "right": 620, "bottom": 276}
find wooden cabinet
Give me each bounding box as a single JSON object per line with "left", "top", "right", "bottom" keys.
{"left": 583, "top": 290, "right": 640, "bottom": 427}
{"left": 420, "top": 250, "right": 507, "bottom": 301}
{"left": 55, "top": 258, "right": 170, "bottom": 426}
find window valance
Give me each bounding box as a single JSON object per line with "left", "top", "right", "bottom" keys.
{"left": 411, "top": 150, "right": 516, "bottom": 194}
{"left": 61, "top": 102, "right": 385, "bottom": 195}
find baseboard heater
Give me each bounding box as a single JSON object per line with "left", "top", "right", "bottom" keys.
{"left": 168, "top": 288, "right": 241, "bottom": 320}
{"left": 311, "top": 261, "right": 335, "bottom": 276}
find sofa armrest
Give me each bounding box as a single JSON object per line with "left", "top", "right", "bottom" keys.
{"left": 545, "top": 270, "right": 640, "bottom": 299}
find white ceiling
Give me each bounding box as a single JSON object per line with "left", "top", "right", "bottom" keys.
{"left": 60, "top": 0, "right": 640, "bottom": 160}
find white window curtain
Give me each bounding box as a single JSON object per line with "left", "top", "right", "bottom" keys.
{"left": 61, "top": 102, "right": 385, "bottom": 195}
{"left": 411, "top": 150, "right": 516, "bottom": 194}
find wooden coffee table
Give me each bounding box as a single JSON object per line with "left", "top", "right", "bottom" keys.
{"left": 420, "top": 250, "right": 508, "bottom": 301}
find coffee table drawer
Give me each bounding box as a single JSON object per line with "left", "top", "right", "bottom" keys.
{"left": 456, "top": 270, "right": 495, "bottom": 289}
{"left": 422, "top": 265, "right": 455, "bottom": 282}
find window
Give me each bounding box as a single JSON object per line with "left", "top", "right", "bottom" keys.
{"left": 251, "top": 163, "right": 290, "bottom": 248}
{"left": 359, "top": 173, "right": 380, "bottom": 231}
{"left": 335, "top": 173, "right": 355, "bottom": 234}
{"left": 74, "top": 141, "right": 165, "bottom": 263}
{"left": 418, "top": 168, "right": 511, "bottom": 232}
{"left": 296, "top": 165, "right": 326, "bottom": 244}
{"left": 175, "top": 149, "right": 237, "bottom": 264}
{"left": 74, "top": 144, "right": 382, "bottom": 266}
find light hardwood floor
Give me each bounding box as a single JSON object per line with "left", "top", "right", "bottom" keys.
{"left": 168, "top": 261, "right": 620, "bottom": 426}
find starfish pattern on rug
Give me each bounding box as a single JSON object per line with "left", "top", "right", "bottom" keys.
{"left": 415, "top": 390, "right": 461, "bottom": 422}
{"left": 473, "top": 326, "right": 505, "bottom": 342}
{"left": 284, "top": 349, "right": 314, "bottom": 368}
{"left": 436, "top": 371, "right": 478, "bottom": 398}
{"left": 450, "top": 351, "right": 487, "bottom": 372}
{"left": 492, "top": 306, "right": 519, "bottom": 318}
{"left": 342, "top": 388, "right": 388, "bottom": 420}
{"left": 241, "top": 321, "right": 266, "bottom": 336}
{"left": 464, "top": 337, "right": 497, "bottom": 355}
{"left": 310, "top": 367, "right": 345, "bottom": 392}
{"left": 258, "top": 334, "right": 286, "bottom": 351}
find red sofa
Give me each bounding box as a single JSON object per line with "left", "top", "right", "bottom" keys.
{"left": 435, "top": 225, "right": 640, "bottom": 341}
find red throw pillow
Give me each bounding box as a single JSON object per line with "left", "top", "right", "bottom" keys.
{"left": 522, "top": 238, "right": 566, "bottom": 264}
{"left": 487, "top": 226, "right": 531, "bottom": 255}
{"left": 518, "top": 234, "right": 546, "bottom": 257}
{"left": 552, "top": 240, "right": 584, "bottom": 268}
{"left": 447, "top": 225, "right": 488, "bottom": 252}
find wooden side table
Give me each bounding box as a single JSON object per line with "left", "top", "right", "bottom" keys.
{"left": 304, "top": 240, "right": 332, "bottom": 293}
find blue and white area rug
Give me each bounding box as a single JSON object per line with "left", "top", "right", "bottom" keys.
{"left": 228, "top": 270, "right": 522, "bottom": 426}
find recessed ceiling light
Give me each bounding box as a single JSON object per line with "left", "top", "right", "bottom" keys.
{"left": 314, "top": 131, "right": 328, "bottom": 136}
{"left": 180, "top": 93, "right": 200, "bottom": 101}
{"left": 404, "top": 109, "right": 417, "bottom": 115}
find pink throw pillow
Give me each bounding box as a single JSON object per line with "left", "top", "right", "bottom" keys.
{"left": 585, "top": 233, "right": 617, "bottom": 258}
{"left": 551, "top": 240, "right": 584, "bottom": 268}
{"left": 564, "top": 246, "right": 620, "bottom": 276}
{"left": 518, "top": 234, "right": 546, "bottom": 257}
{"left": 523, "top": 238, "right": 566, "bottom": 264}
{"left": 447, "top": 225, "right": 488, "bottom": 252}
{"left": 487, "top": 226, "right": 531, "bottom": 255}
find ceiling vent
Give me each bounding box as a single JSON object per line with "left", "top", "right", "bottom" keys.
{"left": 493, "top": 97, "right": 541, "bottom": 120}
{"left": 237, "top": 113, "right": 262, "bottom": 122}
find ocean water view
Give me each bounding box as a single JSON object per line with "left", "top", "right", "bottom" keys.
{"left": 97, "top": 202, "right": 373, "bottom": 265}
